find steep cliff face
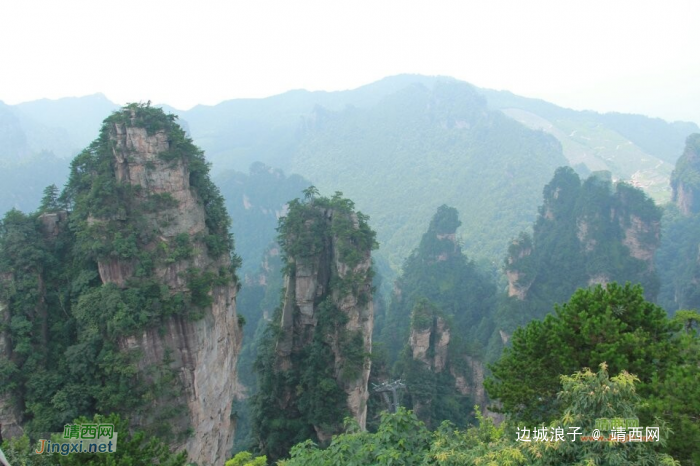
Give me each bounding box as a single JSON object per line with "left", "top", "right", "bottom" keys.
{"left": 402, "top": 300, "right": 487, "bottom": 429}
{"left": 671, "top": 134, "right": 700, "bottom": 216}
{"left": 657, "top": 134, "right": 700, "bottom": 312}
{"left": 0, "top": 104, "right": 242, "bottom": 466}
{"left": 505, "top": 235, "right": 534, "bottom": 300}
{"left": 252, "top": 193, "right": 376, "bottom": 461}
{"left": 505, "top": 167, "right": 661, "bottom": 321}
{"left": 93, "top": 109, "right": 242, "bottom": 464}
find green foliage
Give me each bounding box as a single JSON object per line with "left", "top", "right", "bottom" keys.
{"left": 232, "top": 244, "right": 286, "bottom": 452}
{"left": 278, "top": 366, "right": 680, "bottom": 466}
{"left": 409, "top": 299, "right": 437, "bottom": 331}
{"left": 644, "top": 327, "right": 700, "bottom": 466}
{"left": 215, "top": 163, "right": 311, "bottom": 278}
{"left": 226, "top": 451, "right": 267, "bottom": 466}
{"left": 392, "top": 300, "right": 475, "bottom": 430}
{"left": 2, "top": 413, "right": 188, "bottom": 465}
{"left": 656, "top": 203, "right": 700, "bottom": 313}
{"left": 486, "top": 283, "right": 679, "bottom": 425}
{"left": 251, "top": 298, "right": 353, "bottom": 461}
{"left": 39, "top": 184, "right": 62, "bottom": 213}
{"left": 380, "top": 205, "right": 497, "bottom": 363}
{"left": 374, "top": 207, "right": 497, "bottom": 430}
{"left": 251, "top": 191, "right": 376, "bottom": 461}
{"left": 0, "top": 103, "right": 239, "bottom": 447}
{"left": 671, "top": 133, "right": 700, "bottom": 198}
{"left": 277, "top": 190, "right": 377, "bottom": 285}
{"left": 280, "top": 408, "right": 430, "bottom": 466}
{"left": 292, "top": 80, "right": 569, "bottom": 271}
{"left": 503, "top": 167, "right": 662, "bottom": 327}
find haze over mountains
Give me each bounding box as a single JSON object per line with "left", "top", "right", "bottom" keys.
{"left": 1, "top": 74, "right": 697, "bottom": 274}
{"left": 2, "top": 75, "right": 700, "bottom": 465}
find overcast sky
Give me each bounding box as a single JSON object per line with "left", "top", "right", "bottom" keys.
{"left": 2, "top": 0, "right": 699, "bottom": 124}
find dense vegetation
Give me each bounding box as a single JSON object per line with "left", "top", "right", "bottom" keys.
{"left": 233, "top": 242, "right": 286, "bottom": 452}
{"left": 369, "top": 206, "right": 498, "bottom": 429}
{"left": 657, "top": 134, "right": 700, "bottom": 313}
{"left": 378, "top": 205, "right": 497, "bottom": 360}
{"left": 251, "top": 190, "right": 377, "bottom": 462}
{"left": 246, "top": 364, "right": 679, "bottom": 465}
{"left": 2, "top": 413, "right": 188, "bottom": 465}
{"left": 502, "top": 167, "right": 662, "bottom": 327}
{"left": 2, "top": 83, "right": 700, "bottom": 466}
{"left": 486, "top": 283, "right": 699, "bottom": 464}
{"left": 0, "top": 104, "right": 237, "bottom": 443}
{"left": 292, "top": 80, "right": 567, "bottom": 270}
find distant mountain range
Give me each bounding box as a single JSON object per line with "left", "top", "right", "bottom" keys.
{"left": 1, "top": 75, "right": 697, "bottom": 273}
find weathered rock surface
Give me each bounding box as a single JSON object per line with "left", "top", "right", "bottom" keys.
{"left": 273, "top": 205, "right": 374, "bottom": 436}
{"left": 505, "top": 168, "right": 660, "bottom": 304}
{"left": 671, "top": 134, "right": 700, "bottom": 216}
{"left": 407, "top": 309, "right": 488, "bottom": 426}
{"left": 103, "top": 118, "right": 241, "bottom": 465}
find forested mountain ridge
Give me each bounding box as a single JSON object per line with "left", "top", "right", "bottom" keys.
{"left": 0, "top": 104, "right": 243, "bottom": 465}
{"left": 378, "top": 205, "right": 497, "bottom": 359}
{"left": 292, "top": 80, "right": 568, "bottom": 268}
{"left": 374, "top": 206, "right": 497, "bottom": 430}
{"left": 3, "top": 75, "right": 697, "bottom": 273}
{"left": 657, "top": 134, "right": 700, "bottom": 313}
{"left": 671, "top": 133, "right": 700, "bottom": 215}
{"left": 503, "top": 167, "right": 661, "bottom": 326}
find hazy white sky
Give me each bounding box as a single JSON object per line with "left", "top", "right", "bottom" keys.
{"left": 2, "top": 0, "right": 699, "bottom": 124}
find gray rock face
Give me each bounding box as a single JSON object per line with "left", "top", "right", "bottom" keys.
{"left": 671, "top": 134, "right": 700, "bottom": 216}
{"left": 119, "top": 286, "right": 241, "bottom": 465}
{"left": 274, "top": 207, "right": 374, "bottom": 436}
{"left": 102, "top": 121, "right": 242, "bottom": 465}
{"left": 407, "top": 308, "right": 489, "bottom": 427}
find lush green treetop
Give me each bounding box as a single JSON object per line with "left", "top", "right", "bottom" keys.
{"left": 486, "top": 283, "right": 679, "bottom": 424}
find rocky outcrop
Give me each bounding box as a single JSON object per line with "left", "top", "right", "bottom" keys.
{"left": 119, "top": 285, "right": 241, "bottom": 465}
{"left": 505, "top": 167, "right": 661, "bottom": 310}
{"left": 671, "top": 134, "right": 700, "bottom": 216}
{"left": 506, "top": 235, "right": 534, "bottom": 300}
{"left": 38, "top": 211, "right": 68, "bottom": 239}
{"left": 94, "top": 116, "right": 242, "bottom": 465}
{"left": 0, "top": 106, "right": 243, "bottom": 466}
{"left": 405, "top": 301, "right": 487, "bottom": 427}
{"left": 265, "top": 198, "right": 375, "bottom": 443}
{"left": 621, "top": 214, "right": 659, "bottom": 264}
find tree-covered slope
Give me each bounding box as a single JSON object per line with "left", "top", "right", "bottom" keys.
{"left": 291, "top": 81, "right": 568, "bottom": 269}
{"left": 657, "top": 134, "right": 700, "bottom": 313}
{"left": 502, "top": 167, "right": 662, "bottom": 328}
{"left": 174, "top": 75, "right": 444, "bottom": 173}
{"left": 0, "top": 104, "right": 243, "bottom": 464}
{"left": 252, "top": 191, "right": 376, "bottom": 461}
{"left": 372, "top": 206, "right": 496, "bottom": 430}
{"left": 378, "top": 205, "right": 497, "bottom": 359}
